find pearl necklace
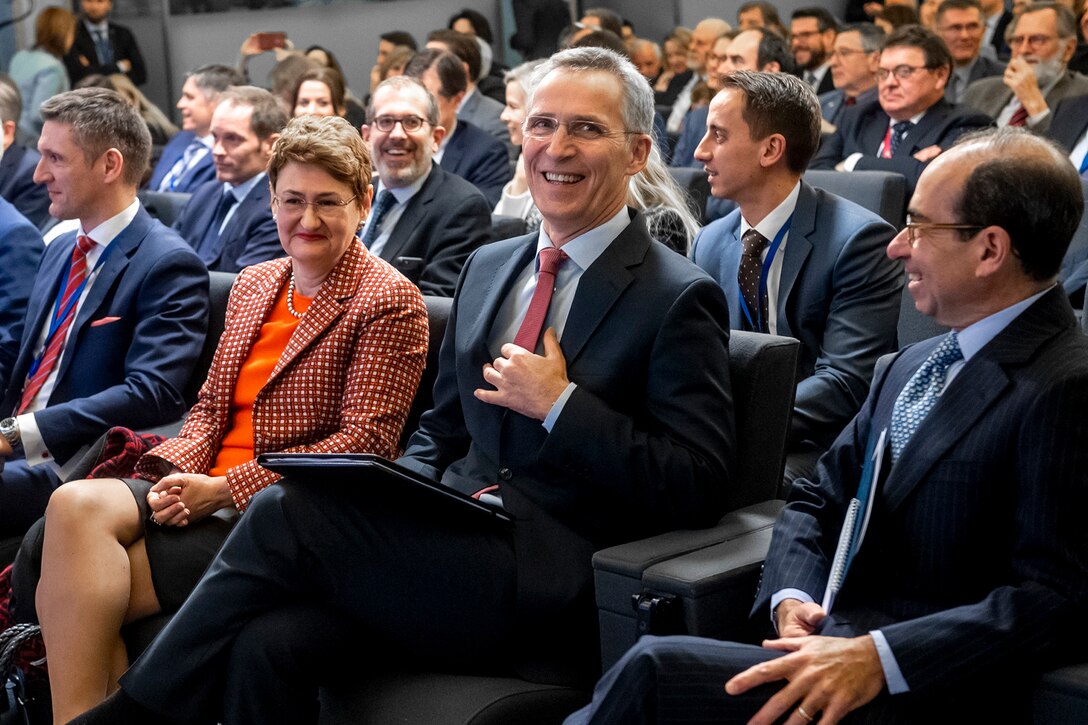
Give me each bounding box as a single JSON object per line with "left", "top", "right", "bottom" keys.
{"left": 286, "top": 274, "right": 304, "bottom": 319}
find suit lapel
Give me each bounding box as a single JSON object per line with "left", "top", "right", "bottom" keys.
{"left": 859, "top": 104, "right": 889, "bottom": 156}
{"left": 880, "top": 288, "right": 1071, "bottom": 512}
{"left": 51, "top": 208, "right": 146, "bottom": 386}
{"left": 559, "top": 210, "right": 646, "bottom": 365}
{"left": 897, "top": 100, "right": 949, "bottom": 155}
{"left": 267, "top": 240, "right": 363, "bottom": 382}
{"left": 716, "top": 218, "right": 743, "bottom": 329}
{"left": 378, "top": 165, "right": 438, "bottom": 263}
{"left": 776, "top": 183, "right": 816, "bottom": 336}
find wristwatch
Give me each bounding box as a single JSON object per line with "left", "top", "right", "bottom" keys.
{"left": 0, "top": 417, "right": 20, "bottom": 450}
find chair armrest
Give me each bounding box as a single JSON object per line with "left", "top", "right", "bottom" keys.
{"left": 594, "top": 500, "right": 784, "bottom": 669}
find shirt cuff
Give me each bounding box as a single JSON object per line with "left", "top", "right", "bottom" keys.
{"left": 542, "top": 382, "right": 577, "bottom": 432}
{"left": 843, "top": 153, "right": 864, "bottom": 171}
{"left": 870, "top": 629, "right": 909, "bottom": 694}
{"left": 18, "top": 412, "right": 49, "bottom": 466}
{"left": 770, "top": 588, "right": 815, "bottom": 632}
{"left": 1027, "top": 107, "right": 1051, "bottom": 126}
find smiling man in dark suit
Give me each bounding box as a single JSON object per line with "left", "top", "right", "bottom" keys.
{"left": 567, "top": 127, "right": 1088, "bottom": 725}
{"left": 358, "top": 75, "right": 492, "bottom": 297}
{"left": 0, "top": 88, "right": 209, "bottom": 539}
{"left": 172, "top": 86, "right": 286, "bottom": 273}
{"left": 693, "top": 70, "right": 900, "bottom": 485}
{"left": 811, "top": 25, "right": 993, "bottom": 195}
{"left": 406, "top": 48, "right": 512, "bottom": 207}
{"left": 71, "top": 46, "right": 736, "bottom": 725}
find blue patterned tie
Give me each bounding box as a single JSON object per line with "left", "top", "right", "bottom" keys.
{"left": 361, "top": 190, "right": 395, "bottom": 247}
{"left": 94, "top": 29, "right": 113, "bottom": 65}
{"left": 889, "top": 332, "right": 963, "bottom": 462}
{"left": 889, "top": 121, "right": 913, "bottom": 155}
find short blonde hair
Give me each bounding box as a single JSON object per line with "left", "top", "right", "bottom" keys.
{"left": 268, "top": 115, "right": 372, "bottom": 210}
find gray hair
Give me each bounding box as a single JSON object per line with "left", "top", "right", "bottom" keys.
{"left": 839, "top": 22, "right": 886, "bottom": 53}
{"left": 627, "top": 143, "right": 701, "bottom": 252}
{"left": 527, "top": 46, "right": 654, "bottom": 134}
{"left": 367, "top": 75, "right": 440, "bottom": 126}
{"left": 504, "top": 59, "right": 546, "bottom": 92}
{"left": 1008, "top": 2, "right": 1077, "bottom": 41}
{"left": 188, "top": 64, "right": 245, "bottom": 99}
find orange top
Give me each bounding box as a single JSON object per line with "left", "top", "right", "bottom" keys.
{"left": 208, "top": 280, "right": 312, "bottom": 476}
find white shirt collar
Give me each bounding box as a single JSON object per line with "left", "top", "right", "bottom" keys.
{"left": 80, "top": 198, "right": 140, "bottom": 246}
{"left": 537, "top": 205, "right": 630, "bottom": 272}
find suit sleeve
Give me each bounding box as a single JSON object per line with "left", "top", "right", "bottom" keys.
{"left": 231, "top": 211, "right": 284, "bottom": 272}
{"left": 791, "top": 217, "right": 901, "bottom": 447}
{"left": 470, "top": 144, "right": 515, "bottom": 208}
{"left": 0, "top": 217, "right": 43, "bottom": 377}
{"left": 879, "top": 372, "right": 1088, "bottom": 690}
{"left": 418, "top": 191, "right": 493, "bottom": 298}
{"left": 539, "top": 276, "right": 736, "bottom": 530}
{"left": 809, "top": 126, "right": 846, "bottom": 170}
{"left": 853, "top": 112, "right": 994, "bottom": 191}
{"left": 33, "top": 247, "right": 210, "bottom": 464}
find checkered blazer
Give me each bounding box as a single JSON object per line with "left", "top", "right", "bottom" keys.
{"left": 135, "top": 239, "right": 428, "bottom": 511}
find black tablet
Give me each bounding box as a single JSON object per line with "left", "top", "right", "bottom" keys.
{"left": 257, "top": 453, "right": 514, "bottom": 523}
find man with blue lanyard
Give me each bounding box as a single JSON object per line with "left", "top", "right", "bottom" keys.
{"left": 691, "top": 70, "right": 901, "bottom": 488}
{"left": 0, "top": 88, "right": 209, "bottom": 538}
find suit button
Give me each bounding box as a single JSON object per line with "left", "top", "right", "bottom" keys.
{"left": 498, "top": 467, "right": 512, "bottom": 481}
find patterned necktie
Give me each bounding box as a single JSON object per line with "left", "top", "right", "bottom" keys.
{"left": 18, "top": 235, "right": 98, "bottom": 413}
{"left": 160, "top": 139, "right": 206, "bottom": 192}
{"left": 889, "top": 121, "right": 914, "bottom": 156}
{"left": 93, "top": 29, "right": 113, "bottom": 65}
{"left": 195, "top": 187, "right": 236, "bottom": 264}
{"left": 889, "top": 332, "right": 963, "bottom": 462}
{"left": 739, "top": 228, "right": 769, "bottom": 333}
{"left": 361, "top": 190, "right": 395, "bottom": 247}
{"left": 513, "top": 246, "right": 568, "bottom": 352}
{"left": 1008, "top": 104, "right": 1029, "bottom": 127}
{"left": 844, "top": 95, "right": 857, "bottom": 107}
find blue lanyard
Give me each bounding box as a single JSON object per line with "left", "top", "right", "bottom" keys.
{"left": 26, "top": 240, "right": 116, "bottom": 378}
{"left": 737, "top": 216, "right": 792, "bottom": 332}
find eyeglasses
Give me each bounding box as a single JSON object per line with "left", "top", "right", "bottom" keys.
{"left": 939, "top": 22, "right": 983, "bottom": 35}
{"left": 829, "top": 48, "right": 869, "bottom": 60}
{"left": 522, "top": 115, "right": 636, "bottom": 142}
{"left": 1008, "top": 33, "right": 1058, "bottom": 49}
{"left": 903, "top": 216, "right": 984, "bottom": 247}
{"left": 369, "top": 115, "right": 429, "bottom": 133}
{"left": 274, "top": 195, "right": 358, "bottom": 217}
{"left": 876, "top": 64, "right": 936, "bottom": 82}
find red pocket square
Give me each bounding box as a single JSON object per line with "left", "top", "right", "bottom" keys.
{"left": 90, "top": 316, "right": 121, "bottom": 327}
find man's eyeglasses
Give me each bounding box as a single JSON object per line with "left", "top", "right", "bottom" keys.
{"left": 1008, "top": 33, "right": 1058, "bottom": 49}
{"left": 370, "top": 115, "right": 429, "bottom": 133}
{"left": 903, "top": 216, "right": 984, "bottom": 247}
{"left": 876, "top": 64, "right": 936, "bottom": 82}
{"left": 939, "top": 22, "right": 983, "bottom": 35}
{"left": 829, "top": 48, "right": 869, "bottom": 60}
{"left": 274, "top": 195, "right": 358, "bottom": 217}
{"left": 522, "top": 115, "right": 635, "bottom": 142}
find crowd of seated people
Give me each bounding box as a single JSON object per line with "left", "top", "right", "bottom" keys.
{"left": 0, "top": 0, "right": 1086, "bottom": 722}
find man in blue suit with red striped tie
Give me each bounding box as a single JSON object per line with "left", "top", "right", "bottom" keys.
{"left": 0, "top": 88, "right": 208, "bottom": 538}
{"left": 567, "top": 128, "right": 1088, "bottom": 723}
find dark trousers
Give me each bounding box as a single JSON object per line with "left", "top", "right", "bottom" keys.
{"left": 120, "top": 480, "right": 517, "bottom": 724}
{"left": 564, "top": 635, "right": 1014, "bottom": 724}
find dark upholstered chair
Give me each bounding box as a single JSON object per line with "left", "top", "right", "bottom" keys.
{"left": 136, "top": 190, "right": 193, "bottom": 227}
{"left": 803, "top": 169, "right": 908, "bottom": 228}
{"left": 491, "top": 214, "right": 528, "bottom": 242}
